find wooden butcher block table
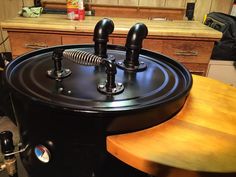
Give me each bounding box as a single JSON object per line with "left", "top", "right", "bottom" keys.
{"left": 107, "top": 75, "right": 236, "bottom": 177}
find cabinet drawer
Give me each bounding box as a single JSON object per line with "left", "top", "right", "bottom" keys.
{"left": 62, "top": 35, "right": 93, "bottom": 45}
{"left": 8, "top": 32, "right": 62, "bottom": 56}
{"left": 143, "top": 39, "right": 163, "bottom": 52}
{"left": 112, "top": 37, "right": 126, "bottom": 46}
{"left": 162, "top": 40, "right": 214, "bottom": 64}
{"left": 182, "top": 63, "right": 208, "bottom": 76}
{"left": 112, "top": 38, "right": 163, "bottom": 52}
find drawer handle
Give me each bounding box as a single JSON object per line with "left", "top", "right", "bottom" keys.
{"left": 25, "top": 42, "right": 48, "bottom": 49}
{"left": 189, "top": 70, "right": 205, "bottom": 76}
{"left": 175, "top": 50, "right": 198, "bottom": 56}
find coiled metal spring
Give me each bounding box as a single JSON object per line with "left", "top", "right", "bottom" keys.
{"left": 63, "top": 49, "right": 103, "bottom": 66}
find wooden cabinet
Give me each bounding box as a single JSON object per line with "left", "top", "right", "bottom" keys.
{"left": 138, "top": 38, "right": 213, "bottom": 76}
{"left": 8, "top": 32, "right": 61, "bottom": 57}
{"left": 62, "top": 35, "right": 93, "bottom": 44}
{"left": 111, "top": 37, "right": 126, "bottom": 46}
{"left": 143, "top": 39, "right": 163, "bottom": 52}
{"left": 161, "top": 40, "right": 214, "bottom": 63}
{"left": 6, "top": 31, "right": 216, "bottom": 76}
{"left": 2, "top": 15, "right": 221, "bottom": 76}
{"left": 183, "top": 63, "right": 208, "bottom": 76}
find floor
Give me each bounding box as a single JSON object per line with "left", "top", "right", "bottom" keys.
{"left": 0, "top": 116, "right": 28, "bottom": 177}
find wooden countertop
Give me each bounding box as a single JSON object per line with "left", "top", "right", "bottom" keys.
{"left": 1, "top": 14, "right": 222, "bottom": 39}
{"left": 107, "top": 75, "right": 236, "bottom": 175}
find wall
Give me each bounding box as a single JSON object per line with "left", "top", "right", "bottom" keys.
{"left": 0, "top": 0, "right": 20, "bottom": 52}
{"left": 90, "top": 0, "right": 192, "bottom": 8}
{"left": 92, "top": 0, "right": 233, "bottom": 21}
{"left": 38, "top": 0, "right": 234, "bottom": 20}
{"left": 194, "top": 0, "right": 234, "bottom": 22}
{"left": 0, "top": 0, "right": 33, "bottom": 52}
{"left": 0, "top": 0, "right": 19, "bottom": 52}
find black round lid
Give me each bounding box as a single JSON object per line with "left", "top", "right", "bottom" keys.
{"left": 5, "top": 45, "right": 192, "bottom": 114}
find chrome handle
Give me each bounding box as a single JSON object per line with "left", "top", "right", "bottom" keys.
{"left": 175, "top": 50, "right": 198, "bottom": 56}
{"left": 25, "top": 42, "right": 48, "bottom": 49}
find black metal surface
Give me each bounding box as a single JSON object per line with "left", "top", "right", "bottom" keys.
{"left": 5, "top": 44, "right": 192, "bottom": 133}
{"left": 47, "top": 48, "right": 72, "bottom": 79}
{"left": 4, "top": 43, "right": 192, "bottom": 177}
{"left": 93, "top": 18, "right": 114, "bottom": 58}
{"left": 62, "top": 49, "right": 124, "bottom": 95}
{"left": 119, "top": 23, "right": 148, "bottom": 71}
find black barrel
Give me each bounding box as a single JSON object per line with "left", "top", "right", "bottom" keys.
{"left": 3, "top": 19, "right": 192, "bottom": 177}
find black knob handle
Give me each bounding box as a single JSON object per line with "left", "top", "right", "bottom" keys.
{"left": 117, "top": 23, "right": 148, "bottom": 72}
{"left": 125, "top": 23, "right": 148, "bottom": 51}
{"left": 0, "top": 131, "right": 14, "bottom": 155}
{"left": 93, "top": 18, "right": 114, "bottom": 58}
{"left": 52, "top": 48, "right": 64, "bottom": 72}
{"left": 125, "top": 23, "right": 148, "bottom": 69}
{"left": 97, "top": 57, "right": 124, "bottom": 95}
{"left": 47, "top": 48, "right": 72, "bottom": 80}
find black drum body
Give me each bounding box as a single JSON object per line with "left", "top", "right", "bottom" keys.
{"left": 4, "top": 44, "right": 192, "bottom": 177}
{"left": 3, "top": 18, "right": 193, "bottom": 177}
{"left": 12, "top": 97, "right": 107, "bottom": 177}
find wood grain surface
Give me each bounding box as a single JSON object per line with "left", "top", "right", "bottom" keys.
{"left": 106, "top": 75, "right": 236, "bottom": 175}
{"left": 1, "top": 14, "right": 222, "bottom": 39}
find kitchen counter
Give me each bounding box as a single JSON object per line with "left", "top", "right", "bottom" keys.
{"left": 1, "top": 14, "right": 222, "bottom": 38}
{"left": 1, "top": 14, "right": 222, "bottom": 76}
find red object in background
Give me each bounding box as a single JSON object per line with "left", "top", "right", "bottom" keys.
{"left": 67, "top": 8, "right": 79, "bottom": 20}
{"left": 78, "top": 9, "right": 85, "bottom": 20}
{"left": 67, "top": 0, "right": 84, "bottom": 20}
